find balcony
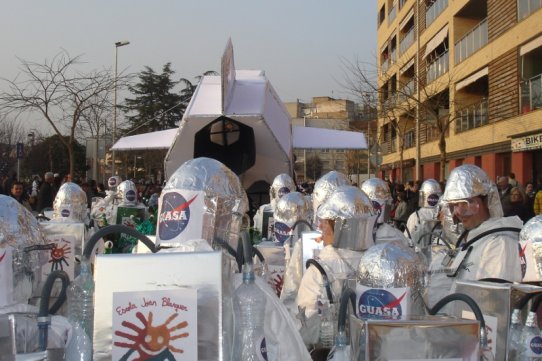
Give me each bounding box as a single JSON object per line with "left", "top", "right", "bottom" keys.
{"left": 381, "top": 58, "right": 390, "bottom": 74}
{"left": 520, "top": 73, "right": 542, "bottom": 113}
{"left": 426, "top": 0, "right": 448, "bottom": 27}
{"left": 518, "top": 0, "right": 542, "bottom": 20}
{"left": 426, "top": 50, "right": 449, "bottom": 83}
{"left": 389, "top": 3, "right": 397, "bottom": 24}
{"left": 455, "top": 18, "right": 488, "bottom": 64}
{"left": 456, "top": 98, "right": 488, "bottom": 133}
{"left": 404, "top": 129, "right": 416, "bottom": 149}
{"left": 383, "top": 92, "right": 398, "bottom": 110}
{"left": 400, "top": 27, "right": 416, "bottom": 54}
{"left": 399, "top": 78, "right": 416, "bottom": 101}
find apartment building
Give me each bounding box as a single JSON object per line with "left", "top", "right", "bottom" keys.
{"left": 377, "top": 0, "right": 542, "bottom": 184}
{"left": 286, "top": 97, "right": 375, "bottom": 182}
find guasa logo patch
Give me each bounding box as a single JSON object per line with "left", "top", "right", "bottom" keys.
{"left": 158, "top": 192, "right": 198, "bottom": 241}
{"left": 61, "top": 209, "right": 70, "bottom": 217}
{"left": 358, "top": 289, "right": 407, "bottom": 320}
{"left": 274, "top": 222, "right": 292, "bottom": 245}
{"left": 277, "top": 187, "right": 291, "bottom": 198}
{"left": 530, "top": 336, "right": 542, "bottom": 355}
{"left": 125, "top": 190, "right": 137, "bottom": 203}
{"left": 427, "top": 193, "right": 440, "bottom": 207}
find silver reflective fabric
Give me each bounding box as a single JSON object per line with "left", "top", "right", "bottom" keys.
{"left": 361, "top": 178, "right": 393, "bottom": 224}
{"left": 274, "top": 192, "right": 312, "bottom": 225}
{"left": 357, "top": 240, "right": 427, "bottom": 316}
{"left": 0, "top": 195, "right": 47, "bottom": 307}
{"left": 116, "top": 180, "right": 138, "bottom": 206}
{"left": 441, "top": 164, "right": 503, "bottom": 217}
{"left": 312, "top": 171, "right": 349, "bottom": 215}
{"left": 520, "top": 215, "right": 542, "bottom": 279}
{"left": 316, "top": 186, "right": 376, "bottom": 251}
{"left": 163, "top": 157, "right": 248, "bottom": 248}
{"left": 269, "top": 173, "right": 296, "bottom": 201}
{"left": 52, "top": 182, "right": 88, "bottom": 221}
{"left": 418, "top": 178, "right": 442, "bottom": 208}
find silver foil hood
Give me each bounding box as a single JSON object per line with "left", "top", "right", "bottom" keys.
{"left": 269, "top": 173, "right": 296, "bottom": 201}
{"left": 116, "top": 180, "right": 138, "bottom": 206}
{"left": 273, "top": 191, "right": 312, "bottom": 245}
{"left": 52, "top": 182, "right": 88, "bottom": 221}
{"left": 312, "top": 171, "right": 350, "bottom": 216}
{"left": 419, "top": 178, "right": 442, "bottom": 208}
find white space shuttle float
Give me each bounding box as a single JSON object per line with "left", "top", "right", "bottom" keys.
{"left": 114, "top": 40, "right": 367, "bottom": 190}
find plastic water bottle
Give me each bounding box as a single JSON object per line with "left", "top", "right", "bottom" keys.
{"left": 518, "top": 312, "right": 542, "bottom": 360}
{"left": 509, "top": 309, "right": 524, "bottom": 359}
{"left": 67, "top": 260, "right": 95, "bottom": 341}
{"left": 232, "top": 265, "right": 268, "bottom": 361}
{"left": 319, "top": 299, "right": 336, "bottom": 349}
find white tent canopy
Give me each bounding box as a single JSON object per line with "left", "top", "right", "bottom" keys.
{"left": 111, "top": 129, "right": 177, "bottom": 151}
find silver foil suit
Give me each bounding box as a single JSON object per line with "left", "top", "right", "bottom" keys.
{"left": 0, "top": 195, "right": 47, "bottom": 309}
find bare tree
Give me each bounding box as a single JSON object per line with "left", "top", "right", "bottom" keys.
{"left": 0, "top": 115, "right": 27, "bottom": 175}
{"left": 0, "top": 51, "right": 117, "bottom": 177}
{"left": 340, "top": 56, "right": 461, "bottom": 182}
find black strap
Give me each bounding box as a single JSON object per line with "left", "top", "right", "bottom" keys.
{"left": 458, "top": 227, "right": 521, "bottom": 251}
{"left": 306, "top": 259, "right": 334, "bottom": 304}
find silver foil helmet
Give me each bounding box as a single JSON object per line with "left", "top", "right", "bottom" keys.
{"left": 312, "top": 171, "right": 350, "bottom": 217}
{"left": 117, "top": 180, "right": 138, "bottom": 206}
{"left": 269, "top": 173, "right": 295, "bottom": 201}
{"left": 0, "top": 195, "right": 47, "bottom": 307}
{"left": 317, "top": 185, "right": 377, "bottom": 251}
{"left": 159, "top": 157, "right": 248, "bottom": 249}
{"left": 273, "top": 192, "right": 312, "bottom": 245}
{"left": 361, "top": 178, "right": 393, "bottom": 224}
{"left": 441, "top": 164, "right": 503, "bottom": 218}
{"left": 52, "top": 182, "right": 88, "bottom": 221}
{"left": 107, "top": 176, "right": 122, "bottom": 191}
{"left": 357, "top": 240, "right": 427, "bottom": 318}
{"left": 419, "top": 179, "right": 442, "bottom": 208}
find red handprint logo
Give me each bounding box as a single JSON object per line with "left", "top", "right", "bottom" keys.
{"left": 49, "top": 243, "right": 71, "bottom": 272}
{"left": 272, "top": 274, "right": 284, "bottom": 297}
{"left": 114, "top": 311, "right": 189, "bottom": 361}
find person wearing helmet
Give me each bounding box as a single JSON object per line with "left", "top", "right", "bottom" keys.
{"left": 405, "top": 179, "right": 442, "bottom": 243}
{"left": 434, "top": 164, "right": 522, "bottom": 288}
{"left": 295, "top": 185, "right": 377, "bottom": 346}
{"left": 253, "top": 173, "right": 296, "bottom": 240}
{"left": 361, "top": 178, "right": 411, "bottom": 243}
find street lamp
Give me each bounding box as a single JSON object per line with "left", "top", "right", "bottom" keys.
{"left": 112, "top": 40, "right": 130, "bottom": 176}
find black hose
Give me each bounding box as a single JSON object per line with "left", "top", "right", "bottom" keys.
{"left": 292, "top": 219, "right": 314, "bottom": 232}
{"left": 83, "top": 224, "right": 157, "bottom": 259}
{"left": 241, "top": 230, "right": 252, "bottom": 268}
{"left": 39, "top": 270, "right": 70, "bottom": 317}
{"left": 38, "top": 270, "right": 70, "bottom": 352}
{"left": 338, "top": 287, "right": 357, "bottom": 332}
{"left": 515, "top": 292, "right": 539, "bottom": 310}
{"left": 306, "top": 259, "right": 334, "bottom": 304}
{"left": 531, "top": 294, "right": 542, "bottom": 313}
{"left": 429, "top": 293, "right": 485, "bottom": 330}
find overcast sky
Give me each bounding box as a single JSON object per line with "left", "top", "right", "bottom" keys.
{"left": 0, "top": 0, "right": 377, "bottom": 132}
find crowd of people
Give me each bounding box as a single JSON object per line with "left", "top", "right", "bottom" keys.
{"left": 0, "top": 171, "right": 162, "bottom": 215}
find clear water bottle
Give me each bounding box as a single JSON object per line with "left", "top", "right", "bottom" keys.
{"left": 509, "top": 309, "right": 525, "bottom": 359}
{"left": 67, "top": 260, "right": 95, "bottom": 341}
{"left": 319, "top": 299, "right": 336, "bottom": 349}
{"left": 232, "top": 265, "right": 268, "bottom": 361}
{"left": 518, "top": 312, "right": 542, "bottom": 360}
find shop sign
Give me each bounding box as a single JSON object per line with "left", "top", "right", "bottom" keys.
{"left": 512, "top": 133, "right": 542, "bottom": 152}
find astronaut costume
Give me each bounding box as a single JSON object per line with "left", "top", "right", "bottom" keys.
{"left": 361, "top": 178, "right": 410, "bottom": 244}
{"left": 427, "top": 164, "right": 522, "bottom": 307}
{"left": 405, "top": 179, "right": 442, "bottom": 240}
{"left": 253, "top": 173, "right": 296, "bottom": 237}
{"left": 296, "top": 185, "right": 377, "bottom": 345}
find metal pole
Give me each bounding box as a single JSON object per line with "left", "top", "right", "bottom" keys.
{"left": 415, "top": 2, "right": 421, "bottom": 180}
{"left": 134, "top": 155, "right": 136, "bottom": 178}
{"left": 367, "top": 121, "right": 370, "bottom": 179}
{"left": 112, "top": 46, "right": 118, "bottom": 176}
{"left": 303, "top": 116, "right": 307, "bottom": 181}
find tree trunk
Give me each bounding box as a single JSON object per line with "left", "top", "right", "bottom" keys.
{"left": 438, "top": 134, "right": 446, "bottom": 181}
{"left": 68, "top": 141, "right": 75, "bottom": 180}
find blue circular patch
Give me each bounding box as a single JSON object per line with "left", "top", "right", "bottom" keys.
{"left": 61, "top": 209, "right": 70, "bottom": 217}
{"left": 108, "top": 178, "right": 117, "bottom": 187}
{"left": 158, "top": 192, "right": 192, "bottom": 241}
{"left": 358, "top": 289, "right": 405, "bottom": 320}
{"left": 427, "top": 194, "right": 439, "bottom": 207}
{"left": 531, "top": 336, "right": 542, "bottom": 355}
{"left": 125, "top": 190, "right": 136, "bottom": 202}
{"left": 274, "top": 222, "right": 292, "bottom": 245}
{"left": 277, "top": 187, "right": 291, "bottom": 198}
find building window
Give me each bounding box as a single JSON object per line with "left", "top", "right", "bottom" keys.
{"left": 518, "top": 0, "right": 542, "bottom": 20}
{"left": 378, "top": 5, "right": 386, "bottom": 26}
{"left": 454, "top": 18, "right": 488, "bottom": 64}
{"left": 520, "top": 39, "right": 542, "bottom": 113}
{"left": 426, "top": 0, "right": 448, "bottom": 27}
{"left": 404, "top": 129, "right": 415, "bottom": 149}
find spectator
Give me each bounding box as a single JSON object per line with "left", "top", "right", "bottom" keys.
{"left": 497, "top": 176, "right": 513, "bottom": 216}
{"left": 37, "top": 172, "right": 55, "bottom": 213}
{"left": 10, "top": 181, "right": 32, "bottom": 212}
{"left": 535, "top": 185, "right": 542, "bottom": 215}
{"left": 509, "top": 172, "right": 519, "bottom": 187}
{"left": 526, "top": 182, "right": 536, "bottom": 215}
{"left": 509, "top": 186, "right": 533, "bottom": 223}
{"left": 393, "top": 191, "right": 410, "bottom": 231}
